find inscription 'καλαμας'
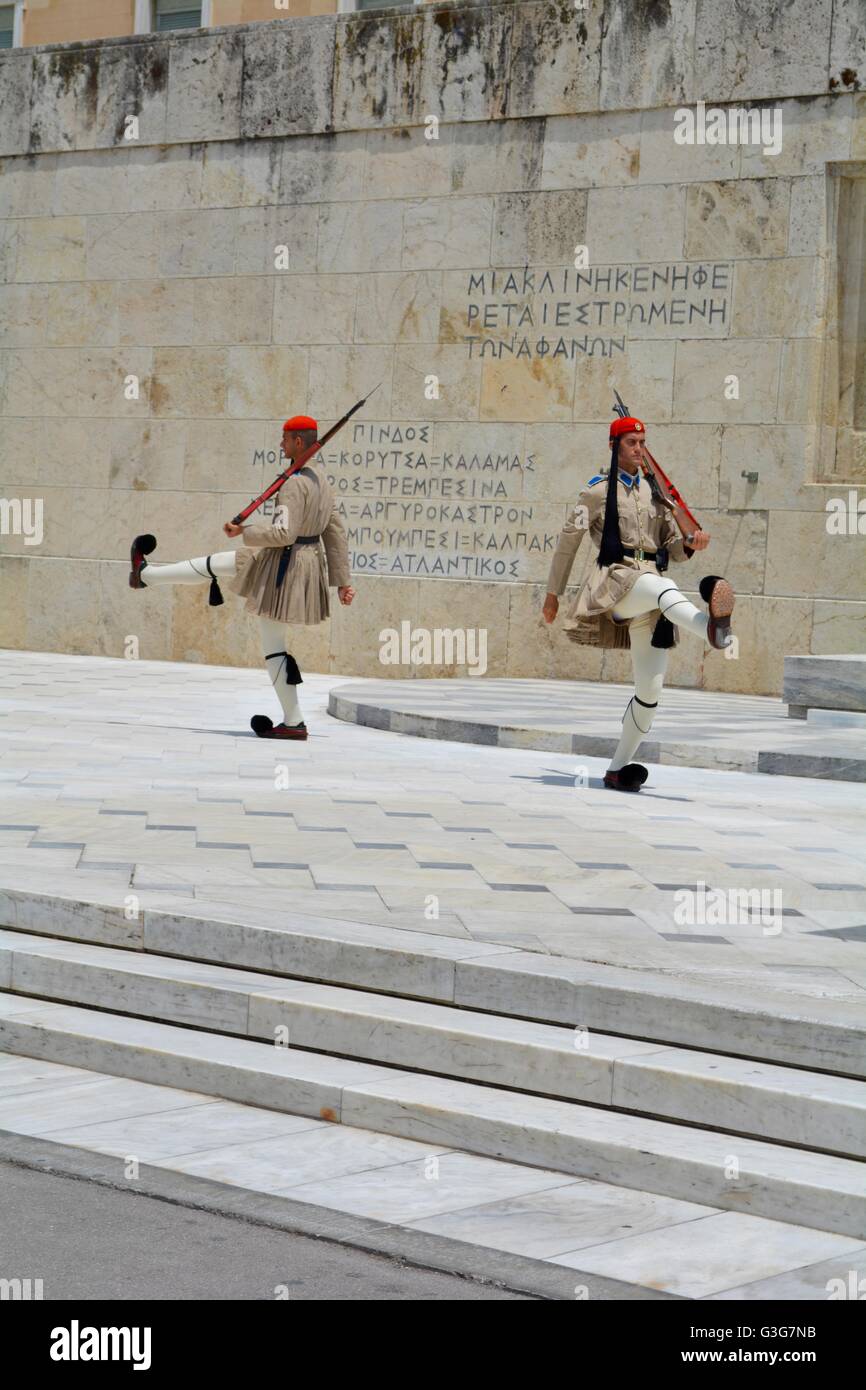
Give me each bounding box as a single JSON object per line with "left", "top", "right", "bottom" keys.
{"left": 307, "top": 422, "right": 552, "bottom": 581}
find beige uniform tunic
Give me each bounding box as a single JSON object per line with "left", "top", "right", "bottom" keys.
{"left": 227, "top": 463, "right": 351, "bottom": 625}
{"left": 546, "top": 471, "right": 693, "bottom": 648}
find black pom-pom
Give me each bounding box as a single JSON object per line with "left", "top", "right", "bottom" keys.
{"left": 699, "top": 575, "right": 723, "bottom": 603}
{"left": 619, "top": 763, "right": 649, "bottom": 788}
{"left": 250, "top": 715, "right": 273, "bottom": 736}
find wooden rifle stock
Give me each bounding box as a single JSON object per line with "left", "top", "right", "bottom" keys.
{"left": 612, "top": 389, "right": 700, "bottom": 541}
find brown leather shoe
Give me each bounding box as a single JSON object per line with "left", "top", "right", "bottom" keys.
{"left": 269, "top": 722, "right": 308, "bottom": 740}
{"left": 603, "top": 763, "right": 648, "bottom": 792}
{"left": 250, "top": 715, "right": 307, "bottom": 740}
{"left": 700, "top": 575, "right": 735, "bottom": 650}
{"left": 129, "top": 534, "right": 156, "bottom": 589}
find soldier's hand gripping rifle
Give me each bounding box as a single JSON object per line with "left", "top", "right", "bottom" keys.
{"left": 230, "top": 382, "right": 382, "bottom": 526}
{"left": 612, "top": 389, "right": 700, "bottom": 544}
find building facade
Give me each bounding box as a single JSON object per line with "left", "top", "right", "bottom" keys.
{"left": 0, "top": 0, "right": 398, "bottom": 51}
{"left": 0, "top": 0, "right": 863, "bottom": 693}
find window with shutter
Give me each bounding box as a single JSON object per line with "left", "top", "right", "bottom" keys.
{"left": 155, "top": 0, "right": 203, "bottom": 32}
{"left": 0, "top": 4, "right": 15, "bottom": 50}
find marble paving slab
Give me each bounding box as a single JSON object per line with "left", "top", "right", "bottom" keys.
{"left": 155, "top": 1125, "right": 456, "bottom": 1195}
{"left": 406, "top": 1181, "right": 717, "bottom": 1260}
{"left": 0, "top": 651, "right": 863, "bottom": 1030}
{"left": 548, "top": 1210, "right": 865, "bottom": 1299}
{"left": 42, "top": 1102, "right": 324, "bottom": 1161}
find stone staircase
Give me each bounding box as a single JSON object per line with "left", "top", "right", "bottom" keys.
{"left": 0, "top": 890, "right": 864, "bottom": 1242}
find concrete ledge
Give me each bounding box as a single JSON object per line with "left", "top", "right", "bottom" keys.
{"left": 784, "top": 655, "right": 866, "bottom": 717}
{"left": 0, "top": 0, "right": 857, "bottom": 159}
{"left": 329, "top": 679, "right": 866, "bottom": 782}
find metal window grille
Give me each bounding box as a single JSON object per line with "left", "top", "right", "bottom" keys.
{"left": 0, "top": 5, "right": 15, "bottom": 50}
{"left": 155, "top": 1, "right": 203, "bottom": 31}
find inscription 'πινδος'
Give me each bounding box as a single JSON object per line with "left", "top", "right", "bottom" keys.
{"left": 463, "top": 261, "right": 732, "bottom": 358}
{"left": 314, "top": 422, "right": 555, "bottom": 581}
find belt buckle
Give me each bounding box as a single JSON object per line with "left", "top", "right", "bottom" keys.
{"left": 635, "top": 548, "right": 646, "bottom": 561}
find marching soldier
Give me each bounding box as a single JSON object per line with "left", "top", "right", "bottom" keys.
{"left": 129, "top": 415, "right": 354, "bottom": 740}
{"left": 543, "top": 415, "right": 734, "bottom": 791}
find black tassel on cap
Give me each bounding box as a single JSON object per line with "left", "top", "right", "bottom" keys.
{"left": 597, "top": 438, "right": 625, "bottom": 569}
{"left": 205, "top": 555, "right": 224, "bottom": 607}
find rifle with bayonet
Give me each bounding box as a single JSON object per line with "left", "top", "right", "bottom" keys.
{"left": 231, "top": 382, "right": 382, "bottom": 525}
{"left": 612, "top": 389, "right": 699, "bottom": 544}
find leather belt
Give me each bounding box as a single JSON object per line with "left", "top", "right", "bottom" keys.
{"left": 276, "top": 534, "right": 320, "bottom": 589}
{"left": 622, "top": 545, "right": 669, "bottom": 572}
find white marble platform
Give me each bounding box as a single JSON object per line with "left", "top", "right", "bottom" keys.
{"left": 1, "top": 1052, "right": 862, "bottom": 1302}
{"left": 0, "top": 650, "right": 863, "bottom": 1005}
{"left": 330, "top": 677, "right": 866, "bottom": 781}
{"left": 1, "top": 992, "right": 863, "bottom": 1239}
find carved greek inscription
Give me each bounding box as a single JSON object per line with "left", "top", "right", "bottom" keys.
{"left": 463, "top": 262, "right": 732, "bottom": 358}
{"left": 322, "top": 423, "right": 554, "bottom": 580}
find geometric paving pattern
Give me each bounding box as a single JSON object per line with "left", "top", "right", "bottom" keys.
{"left": 1, "top": 651, "right": 864, "bottom": 1007}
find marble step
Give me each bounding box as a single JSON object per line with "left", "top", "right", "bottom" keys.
{"left": 1, "top": 929, "right": 864, "bottom": 1158}
{"left": 4, "top": 1051, "right": 863, "bottom": 1303}
{"left": 0, "top": 991, "right": 863, "bottom": 1240}
{"left": 2, "top": 888, "right": 863, "bottom": 1078}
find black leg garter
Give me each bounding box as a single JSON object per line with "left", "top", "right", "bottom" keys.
{"left": 624, "top": 694, "right": 658, "bottom": 735}
{"left": 265, "top": 651, "right": 303, "bottom": 685}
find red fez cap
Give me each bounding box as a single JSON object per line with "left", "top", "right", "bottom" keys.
{"left": 283, "top": 415, "right": 317, "bottom": 433}
{"left": 609, "top": 416, "right": 645, "bottom": 440}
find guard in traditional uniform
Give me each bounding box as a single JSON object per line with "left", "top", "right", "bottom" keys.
{"left": 543, "top": 416, "right": 734, "bottom": 791}
{"left": 129, "top": 416, "right": 354, "bottom": 740}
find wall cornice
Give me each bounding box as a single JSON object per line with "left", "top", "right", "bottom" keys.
{"left": 0, "top": 1, "right": 860, "bottom": 159}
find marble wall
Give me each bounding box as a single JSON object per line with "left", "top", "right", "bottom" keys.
{"left": 0, "top": 1, "right": 864, "bottom": 695}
